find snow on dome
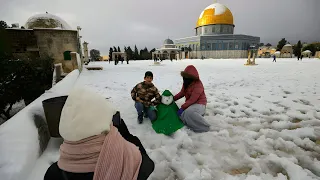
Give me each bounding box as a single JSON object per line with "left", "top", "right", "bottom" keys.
{"left": 302, "top": 50, "right": 312, "bottom": 54}
{"left": 25, "top": 13, "right": 72, "bottom": 30}
{"left": 284, "top": 44, "right": 292, "bottom": 47}
{"left": 197, "top": 2, "right": 234, "bottom": 27}
{"left": 164, "top": 39, "right": 174, "bottom": 45}
{"left": 274, "top": 51, "right": 281, "bottom": 54}
{"left": 199, "top": 3, "right": 227, "bottom": 18}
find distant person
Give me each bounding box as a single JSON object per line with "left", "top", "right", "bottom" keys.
{"left": 131, "top": 71, "right": 161, "bottom": 124}
{"left": 273, "top": 55, "right": 276, "bottom": 62}
{"left": 114, "top": 55, "right": 118, "bottom": 65}
{"left": 301, "top": 55, "right": 303, "bottom": 61}
{"left": 127, "top": 58, "right": 129, "bottom": 64}
{"left": 174, "top": 65, "right": 210, "bottom": 133}
{"left": 118, "top": 56, "right": 121, "bottom": 65}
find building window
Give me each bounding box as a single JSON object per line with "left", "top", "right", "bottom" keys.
{"left": 235, "top": 43, "right": 239, "bottom": 50}
{"left": 218, "top": 43, "right": 222, "bottom": 50}
{"left": 207, "top": 43, "right": 211, "bottom": 50}
{"left": 64, "top": 51, "right": 72, "bottom": 60}
{"left": 223, "top": 27, "right": 227, "bottom": 33}
{"left": 212, "top": 27, "right": 215, "bottom": 33}
{"left": 201, "top": 44, "right": 206, "bottom": 50}
{"left": 223, "top": 43, "right": 228, "bottom": 50}
{"left": 229, "top": 43, "right": 234, "bottom": 50}
{"left": 204, "top": 27, "right": 207, "bottom": 33}
{"left": 193, "top": 44, "right": 195, "bottom": 50}
{"left": 243, "top": 43, "right": 248, "bottom": 50}
{"left": 212, "top": 43, "right": 216, "bottom": 50}
{"left": 216, "top": 27, "right": 220, "bottom": 33}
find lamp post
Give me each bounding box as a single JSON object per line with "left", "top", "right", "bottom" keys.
{"left": 83, "top": 41, "right": 89, "bottom": 63}
{"left": 77, "top": 26, "right": 83, "bottom": 62}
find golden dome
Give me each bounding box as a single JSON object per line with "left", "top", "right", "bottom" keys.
{"left": 196, "top": 3, "right": 234, "bottom": 28}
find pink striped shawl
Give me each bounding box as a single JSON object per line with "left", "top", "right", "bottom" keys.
{"left": 58, "top": 126, "right": 142, "bottom": 180}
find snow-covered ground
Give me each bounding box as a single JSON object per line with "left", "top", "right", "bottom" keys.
{"left": 2, "top": 58, "right": 320, "bottom": 180}
{"left": 73, "top": 58, "right": 320, "bottom": 180}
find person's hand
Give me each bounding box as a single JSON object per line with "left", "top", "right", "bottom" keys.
{"left": 177, "top": 108, "right": 184, "bottom": 117}
{"left": 136, "top": 97, "right": 143, "bottom": 103}
{"left": 149, "top": 106, "right": 157, "bottom": 111}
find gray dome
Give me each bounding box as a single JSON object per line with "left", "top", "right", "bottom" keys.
{"left": 25, "top": 13, "right": 72, "bottom": 30}
{"left": 164, "top": 39, "right": 174, "bottom": 45}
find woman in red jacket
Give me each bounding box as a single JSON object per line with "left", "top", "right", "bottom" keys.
{"left": 174, "top": 65, "right": 210, "bottom": 132}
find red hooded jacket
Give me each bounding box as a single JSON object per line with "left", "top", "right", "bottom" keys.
{"left": 174, "top": 65, "right": 207, "bottom": 110}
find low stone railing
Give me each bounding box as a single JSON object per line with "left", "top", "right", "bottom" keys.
{"left": 0, "top": 69, "right": 80, "bottom": 180}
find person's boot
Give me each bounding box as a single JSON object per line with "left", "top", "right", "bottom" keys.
{"left": 138, "top": 114, "right": 143, "bottom": 124}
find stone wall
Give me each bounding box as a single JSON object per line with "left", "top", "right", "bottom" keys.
{"left": 179, "top": 50, "right": 248, "bottom": 59}
{"left": 6, "top": 29, "right": 40, "bottom": 60}
{"left": 33, "top": 29, "right": 79, "bottom": 72}
{"left": 64, "top": 52, "right": 81, "bottom": 73}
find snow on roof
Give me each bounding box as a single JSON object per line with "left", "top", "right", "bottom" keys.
{"left": 163, "top": 39, "right": 174, "bottom": 45}
{"left": 303, "top": 50, "right": 312, "bottom": 53}
{"left": 275, "top": 51, "right": 281, "bottom": 54}
{"left": 25, "top": 13, "right": 73, "bottom": 30}
{"left": 284, "top": 44, "right": 292, "bottom": 47}
{"left": 156, "top": 48, "right": 180, "bottom": 51}
{"left": 199, "top": 3, "right": 228, "bottom": 18}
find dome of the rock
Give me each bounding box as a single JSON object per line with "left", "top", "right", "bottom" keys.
{"left": 196, "top": 3, "right": 234, "bottom": 28}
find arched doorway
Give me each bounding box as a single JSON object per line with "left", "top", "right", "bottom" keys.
{"left": 162, "top": 51, "right": 168, "bottom": 60}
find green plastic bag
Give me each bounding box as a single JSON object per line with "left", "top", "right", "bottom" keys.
{"left": 149, "top": 106, "right": 157, "bottom": 111}
{"left": 152, "top": 90, "right": 184, "bottom": 135}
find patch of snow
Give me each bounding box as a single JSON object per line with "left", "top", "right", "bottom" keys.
{"left": 2, "top": 58, "right": 320, "bottom": 180}
{"left": 0, "top": 70, "right": 79, "bottom": 180}
{"left": 199, "top": 3, "right": 228, "bottom": 18}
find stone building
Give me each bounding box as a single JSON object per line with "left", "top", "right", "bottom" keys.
{"left": 6, "top": 13, "right": 82, "bottom": 73}
{"left": 280, "top": 44, "right": 293, "bottom": 58}
{"left": 175, "top": 2, "right": 260, "bottom": 59}
{"left": 153, "top": 39, "right": 180, "bottom": 60}
{"left": 258, "top": 46, "right": 277, "bottom": 58}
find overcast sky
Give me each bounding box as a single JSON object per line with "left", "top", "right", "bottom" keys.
{"left": 1, "top": 0, "right": 319, "bottom": 55}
